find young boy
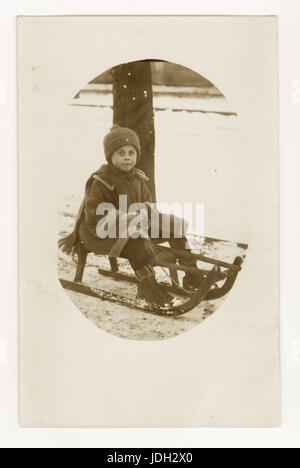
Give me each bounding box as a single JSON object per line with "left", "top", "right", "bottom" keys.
{"left": 59, "top": 124, "right": 198, "bottom": 306}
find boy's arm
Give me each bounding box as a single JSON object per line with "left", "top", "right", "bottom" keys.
{"left": 85, "top": 179, "right": 116, "bottom": 230}
{"left": 142, "top": 181, "right": 153, "bottom": 204}
{"left": 85, "top": 179, "right": 141, "bottom": 238}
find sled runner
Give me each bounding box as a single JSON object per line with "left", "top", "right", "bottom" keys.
{"left": 59, "top": 238, "right": 247, "bottom": 317}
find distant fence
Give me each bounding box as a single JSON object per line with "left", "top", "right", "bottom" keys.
{"left": 72, "top": 84, "right": 236, "bottom": 116}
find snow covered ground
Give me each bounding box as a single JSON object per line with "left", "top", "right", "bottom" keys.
{"left": 57, "top": 91, "right": 249, "bottom": 340}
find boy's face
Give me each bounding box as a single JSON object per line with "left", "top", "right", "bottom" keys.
{"left": 111, "top": 145, "right": 138, "bottom": 172}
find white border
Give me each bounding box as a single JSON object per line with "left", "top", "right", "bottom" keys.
{"left": 1, "top": 0, "right": 300, "bottom": 448}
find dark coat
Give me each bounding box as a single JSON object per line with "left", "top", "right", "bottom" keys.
{"left": 83, "top": 163, "right": 152, "bottom": 236}
{"left": 58, "top": 163, "right": 153, "bottom": 257}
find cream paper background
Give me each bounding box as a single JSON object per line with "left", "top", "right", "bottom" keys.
{"left": 18, "top": 16, "right": 279, "bottom": 427}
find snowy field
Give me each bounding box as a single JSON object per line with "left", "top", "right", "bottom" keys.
{"left": 57, "top": 92, "right": 249, "bottom": 340}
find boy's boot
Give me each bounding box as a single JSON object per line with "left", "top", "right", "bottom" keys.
{"left": 135, "top": 265, "right": 174, "bottom": 307}
{"left": 169, "top": 237, "right": 201, "bottom": 291}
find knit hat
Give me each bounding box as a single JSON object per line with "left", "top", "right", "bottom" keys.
{"left": 103, "top": 124, "right": 141, "bottom": 161}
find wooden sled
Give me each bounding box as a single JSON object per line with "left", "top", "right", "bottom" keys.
{"left": 59, "top": 237, "right": 247, "bottom": 317}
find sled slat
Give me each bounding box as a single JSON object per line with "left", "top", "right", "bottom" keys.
{"left": 157, "top": 245, "right": 243, "bottom": 271}
{"left": 59, "top": 267, "right": 219, "bottom": 317}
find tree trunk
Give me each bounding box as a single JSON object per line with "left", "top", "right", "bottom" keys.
{"left": 112, "top": 61, "right": 156, "bottom": 201}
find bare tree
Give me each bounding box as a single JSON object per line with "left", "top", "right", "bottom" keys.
{"left": 112, "top": 61, "right": 156, "bottom": 201}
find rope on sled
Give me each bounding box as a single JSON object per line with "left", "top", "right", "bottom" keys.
{"left": 160, "top": 266, "right": 182, "bottom": 291}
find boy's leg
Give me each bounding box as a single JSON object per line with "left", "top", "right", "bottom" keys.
{"left": 150, "top": 212, "right": 200, "bottom": 289}
{"left": 120, "top": 238, "right": 174, "bottom": 306}
{"left": 120, "top": 237, "right": 157, "bottom": 270}
{"left": 149, "top": 211, "right": 192, "bottom": 253}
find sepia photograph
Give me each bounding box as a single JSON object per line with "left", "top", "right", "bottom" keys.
{"left": 57, "top": 59, "right": 248, "bottom": 340}
{"left": 17, "top": 15, "right": 280, "bottom": 428}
